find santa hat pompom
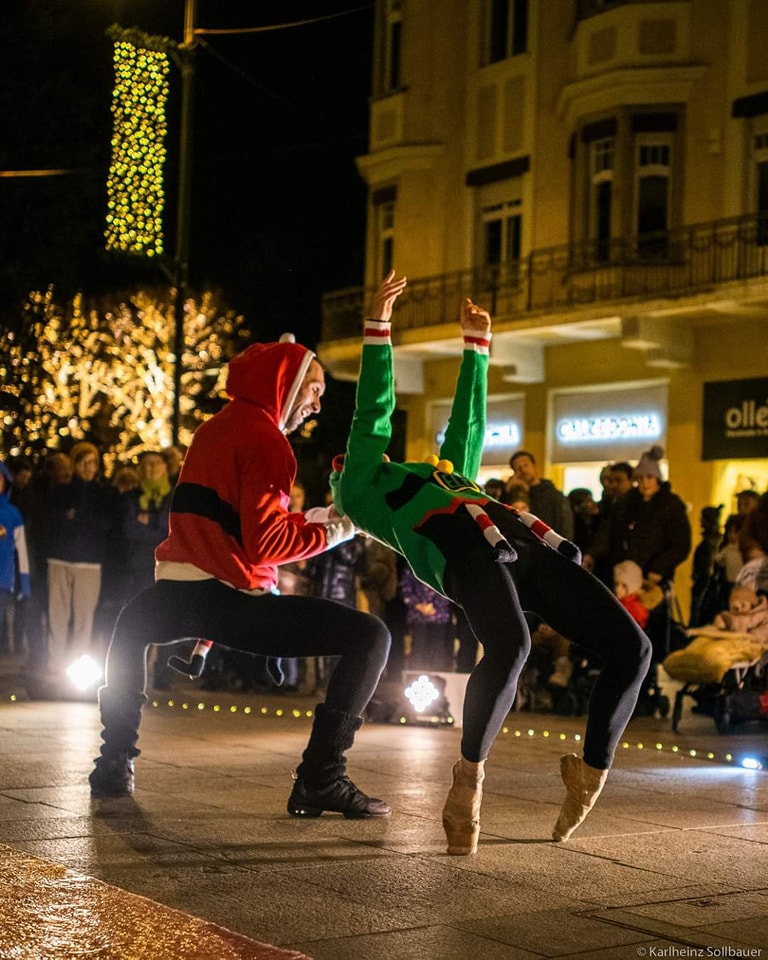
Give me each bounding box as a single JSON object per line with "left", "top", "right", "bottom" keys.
{"left": 279, "top": 333, "right": 296, "bottom": 344}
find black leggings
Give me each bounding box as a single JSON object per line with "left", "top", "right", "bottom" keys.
{"left": 104, "top": 579, "right": 391, "bottom": 718}
{"left": 427, "top": 512, "right": 652, "bottom": 769}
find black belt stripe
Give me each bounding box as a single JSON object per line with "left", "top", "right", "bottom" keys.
{"left": 171, "top": 482, "right": 243, "bottom": 546}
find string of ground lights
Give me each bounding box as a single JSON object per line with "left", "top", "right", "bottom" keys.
{"left": 1, "top": 689, "right": 762, "bottom": 772}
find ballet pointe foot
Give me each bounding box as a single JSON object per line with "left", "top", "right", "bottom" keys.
{"left": 552, "top": 753, "right": 608, "bottom": 842}
{"left": 442, "top": 757, "right": 486, "bottom": 855}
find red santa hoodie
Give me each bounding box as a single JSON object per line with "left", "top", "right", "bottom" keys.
{"left": 155, "top": 338, "right": 344, "bottom": 592}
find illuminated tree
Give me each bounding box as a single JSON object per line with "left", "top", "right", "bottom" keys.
{"left": 0, "top": 288, "right": 249, "bottom": 468}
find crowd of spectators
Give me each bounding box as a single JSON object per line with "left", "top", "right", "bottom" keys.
{"left": 0, "top": 445, "right": 185, "bottom": 687}
{"left": 1, "top": 439, "right": 764, "bottom": 711}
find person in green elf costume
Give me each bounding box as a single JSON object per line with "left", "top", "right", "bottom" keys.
{"left": 330, "top": 271, "right": 652, "bottom": 855}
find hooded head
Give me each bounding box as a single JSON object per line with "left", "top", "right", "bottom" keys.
{"left": 226, "top": 334, "right": 320, "bottom": 433}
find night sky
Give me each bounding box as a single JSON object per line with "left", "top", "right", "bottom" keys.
{"left": 0, "top": 0, "right": 374, "bottom": 348}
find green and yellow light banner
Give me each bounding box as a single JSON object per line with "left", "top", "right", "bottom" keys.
{"left": 105, "top": 26, "right": 171, "bottom": 257}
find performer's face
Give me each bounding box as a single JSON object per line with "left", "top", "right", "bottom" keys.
{"left": 284, "top": 360, "right": 325, "bottom": 434}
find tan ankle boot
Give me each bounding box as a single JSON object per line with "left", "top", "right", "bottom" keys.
{"left": 552, "top": 753, "right": 608, "bottom": 842}
{"left": 442, "top": 757, "right": 486, "bottom": 855}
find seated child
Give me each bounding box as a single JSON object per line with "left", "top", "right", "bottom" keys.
{"left": 713, "top": 584, "right": 768, "bottom": 636}
{"left": 613, "top": 561, "right": 652, "bottom": 629}
{"left": 663, "top": 584, "right": 768, "bottom": 685}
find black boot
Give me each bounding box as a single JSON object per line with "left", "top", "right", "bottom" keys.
{"left": 287, "top": 703, "right": 391, "bottom": 819}
{"left": 89, "top": 687, "right": 146, "bottom": 798}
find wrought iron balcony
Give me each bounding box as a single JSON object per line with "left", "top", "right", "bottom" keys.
{"left": 321, "top": 212, "right": 768, "bottom": 343}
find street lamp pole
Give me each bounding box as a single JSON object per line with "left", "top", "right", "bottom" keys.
{"left": 171, "top": 0, "right": 197, "bottom": 446}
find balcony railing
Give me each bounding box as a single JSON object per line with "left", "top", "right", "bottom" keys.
{"left": 321, "top": 212, "right": 768, "bottom": 343}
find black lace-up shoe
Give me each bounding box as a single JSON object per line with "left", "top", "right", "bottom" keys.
{"left": 89, "top": 756, "right": 135, "bottom": 798}
{"left": 287, "top": 775, "right": 391, "bottom": 819}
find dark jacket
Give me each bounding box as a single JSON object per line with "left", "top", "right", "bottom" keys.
{"left": 528, "top": 479, "right": 574, "bottom": 540}
{"left": 120, "top": 486, "right": 172, "bottom": 595}
{"left": 308, "top": 536, "right": 365, "bottom": 607}
{"left": 45, "top": 477, "right": 114, "bottom": 565}
{"left": 590, "top": 482, "right": 691, "bottom": 583}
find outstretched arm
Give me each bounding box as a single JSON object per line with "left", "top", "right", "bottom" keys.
{"left": 439, "top": 298, "right": 492, "bottom": 479}
{"left": 343, "top": 271, "right": 408, "bottom": 479}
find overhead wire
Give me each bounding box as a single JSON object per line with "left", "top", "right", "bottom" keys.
{"left": 193, "top": 4, "right": 373, "bottom": 158}
{"left": 194, "top": 3, "right": 373, "bottom": 37}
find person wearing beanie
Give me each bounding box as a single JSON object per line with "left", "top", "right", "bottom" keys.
{"left": 89, "top": 334, "right": 392, "bottom": 822}
{"left": 330, "top": 272, "right": 652, "bottom": 854}
{"left": 585, "top": 445, "right": 691, "bottom": 588}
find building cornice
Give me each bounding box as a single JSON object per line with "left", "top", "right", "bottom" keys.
{"left": 556, "top": 64, "right": 708, "bottom": 125}
{"left": 355, "top": 143, "right": 444, "bottom": 185}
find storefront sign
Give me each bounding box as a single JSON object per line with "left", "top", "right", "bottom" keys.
{"left": 550, "top": 383, "right": 668, "bottom": 464}
{"left": 436, "top": 421, "right": 521, "bottom": 448}
{"left": 557, "top": 414, "right": 662, "bottom": 443}
{"left": 703, "top": 378, "right": 768, "bottom": 460}
{"left": 430, "top": 394, "right": 524, "bottom": 466}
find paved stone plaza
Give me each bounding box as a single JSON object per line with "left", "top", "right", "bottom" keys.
{"left": 0, "top": 683, "right": 765, "bottom": 958}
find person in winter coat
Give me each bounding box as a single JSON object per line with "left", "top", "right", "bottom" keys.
{"left": 0, "top": 461, "right": 31, "bottom": 639}
{"left": 308, "top": 535, "right": 365, "bottom": 608}
{"left": 45, "top": 442, "right": 114, "bottom": 673}
{"left": 120, "top": 452, "right": 173, "bottom": 601}
{"left": 118, "top": 451, "right": 175, "bottom": 691}
{"left": 330, "top": 272, "right": 651, "bottom": 856}
{"left": 507, "top": 451, "right": 574, "bottom": 539}
{"left": 399, "top": 565, "right": 455, "bottom": 671}
{"left": 735, "top": 493, "right": 768, "bottom": 596}
{"left": 88, "top": 334, "right": 392, "bottom": 824}
{"left": 305, "top": 522, "right": 366, "bottom": 694}
{"left": 584, "top": 446, "right": 691, "bottom": 588}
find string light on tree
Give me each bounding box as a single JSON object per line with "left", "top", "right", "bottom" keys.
{"left": 0, "top": 288, "right": 249, "bottom": 468}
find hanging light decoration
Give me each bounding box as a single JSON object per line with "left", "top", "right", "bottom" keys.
{"left": 105, "top": 28, "right": 171, "bottom": 258}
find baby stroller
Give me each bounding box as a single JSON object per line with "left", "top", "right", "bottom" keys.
{"left": 711, "top": 652, "right": 768, "bottom": 734}
{"left": 632, "top": 585, "right": 686, "bottom": 719}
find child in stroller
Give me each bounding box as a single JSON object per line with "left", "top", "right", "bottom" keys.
{"left": 515, "top": 562, "right": 667, "bottom": 718}
{"left": 664, "top": 584, "right": 768, "bottom": 731}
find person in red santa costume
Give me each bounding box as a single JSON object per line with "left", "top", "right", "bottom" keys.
{"left": 89, "top": 334, "right": 392, "bottom": 820}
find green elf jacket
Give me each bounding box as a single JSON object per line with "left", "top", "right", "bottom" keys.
{"left": 330, "top": 319, "right": 507, "bottom": 597}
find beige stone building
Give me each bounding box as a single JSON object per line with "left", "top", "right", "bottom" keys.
{"left": 318, "top": 0, "right": 768, "bottom": 607}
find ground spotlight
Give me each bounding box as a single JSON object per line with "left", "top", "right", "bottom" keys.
{"left": 402, "top": 673, "right": 450, "bottom": 724}
{"left": 365, "top": 672, "right": 470, "bottom": 726}
{"left": 25, "top": 653, "right": 103, "bottom": 701}
{"left": 65, "top": 655, "right": 103, "bottom": 693}
{"left": 740, "top": 756, "right": 763, "bottom": 771}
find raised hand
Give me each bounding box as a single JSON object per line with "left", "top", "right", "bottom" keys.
{"left": 460, "top": 298, "right": 491, "bottom": 334}
{"left": 369, "top": 269, "right": 407, "bottom": 323}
